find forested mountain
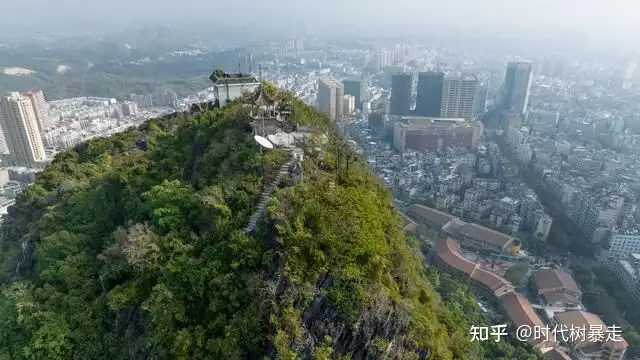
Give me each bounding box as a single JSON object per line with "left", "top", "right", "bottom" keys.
{"left": 0, "top": 88, "right": 539, "bottom": 359}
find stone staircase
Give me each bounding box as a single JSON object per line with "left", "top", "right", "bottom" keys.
{"left": 244, "top": 155, "right": 295, "bottom": 234}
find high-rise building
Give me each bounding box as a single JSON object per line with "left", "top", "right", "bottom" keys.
{"left": 342, "top": 79, "right": 366, "bottom": 110}
{"left": 375, "top": 48, "right": 394, "bottom": 69}
{"left": 440, "top": 74, "right": 479, "bottom": 120}
{"left": 501, "top": 61, "right": 534, "bottom": 114}
{"left": 624, "top": 61, "right": 637, "bottom": 80}
{"left": 390, "top": 72, "right": 412, "bottom": 116}
{"left": 152, "top": 92, "right": 179, "bottom": 108}
{"left": 415, "top": 71, "right": 444, "bottom": 117}
{"left": 0, "top": 92, "right": 47, "bottom": 167}
{"left": 475, "top": 84, "right": 488, "bottom": 115}
{"left": 122, "top": 102, "right": 139, "bottom": 116}
{"left": 22, "top": 90, "right": 50, "bottom": 131}
{"left": 317, "top": 76, "right": 344, "bottom": 122}
{"left": 343, "top": 95, "right": 355, "bottom": 116}
{"left": 0, "top": 128, "right": 8, "bottom": 155}
{"left": 368, "top": 112, "right": 385, "bottom": 133}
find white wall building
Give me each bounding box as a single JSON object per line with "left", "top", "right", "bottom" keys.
{"left": 608, "top": 230, "right": 640, "bottom": 261}
{"left": 211, "top": 73, "right": 260, "bottom": 107}
{"left": 0, "top": 92, "right": 47, "bottom": 168}
{"left": 317, "top": 76, "right": 344, "bottom": 122}
{"left": 440, "top": 74, "right": 479, "bottom": 120}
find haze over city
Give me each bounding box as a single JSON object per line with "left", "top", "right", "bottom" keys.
{"left": 3, "top": 0, "right": 640, "bottom": 46}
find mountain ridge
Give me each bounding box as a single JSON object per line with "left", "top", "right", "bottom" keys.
{"left": 0, "top": 87, "right": 539, "bottom": 359}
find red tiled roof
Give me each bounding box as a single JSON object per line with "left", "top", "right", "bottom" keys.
{"left": 471, "top": 268, "right": 510, "bottom": 291}
{"left": 435, "top": 238, "right": 552, "bottom": 348}
{"left": 542, "top": 292, "right": 580, "bottom": 306}
{"left": 400, "top": 213, "right": 418, "bottom": 232}
{"left": 408, "top": 204, "right": 457, "bottom": 228}
{"left": 500, "top": 291, "right": 545, "bottom": 330}
{"left": 458, "top": 222, "right": 516, "bottom": 248}
{"left": 435, "top": 238, "right": 477, "bottom": 275}
{"left": 435, "top": 238, "right": 512, "bottom": 292}
{"left": 555, "top": 310, "right": 628, "bottom": 350}
{"left": 535, "top": 268, "right": 581, "bottom": 295}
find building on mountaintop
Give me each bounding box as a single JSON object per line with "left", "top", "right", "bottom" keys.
{"left": 249, "top": 85, "right": 295, "bottom": 135}
{"left": 210, "top": 69, "right": 260, "bottom": 107}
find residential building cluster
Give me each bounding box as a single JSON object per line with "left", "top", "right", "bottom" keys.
{"left": 0, "top": 90, "right": 180, "bottom": 190}
{"left": 129, "top": 92, "right": 179, "bottom": 109}
{"left": 45, "top": 96, "right": 172, "bottom": 151}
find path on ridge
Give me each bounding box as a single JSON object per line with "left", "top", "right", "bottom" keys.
{"left": 244, "top": 153, "right": 295, "bottom": 234}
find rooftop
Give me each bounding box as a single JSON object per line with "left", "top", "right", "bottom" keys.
{"left": 554, "top": 310, "right": 628, "bottom": 350}
{"left": 435, "top": 238, "right": 477, "bottom": 276}
{"left": 534, "top": 268, "right": 581, "bottom": 294}
{"left": 407, "top": 204, "right": 457, "bottom": 228}
{"left": 210, "top": 70, "right": 259, "bottom": 85}
{"left": 541, "top": 348, "right": 571, "bottom": 360}
{"left": 410, "top": 204, "right": 516, "bottom": 249}
{"left": 500, "top": 292, "right": 547, "bottom": 344}
{"left": 319, "top": 76, "right": 342, "bottom": 88}
{"left": 456, "top": 222, "right": 516, "bottom": 248}
{"left": 435, "top": 238, "right": 545, "bottom": 345}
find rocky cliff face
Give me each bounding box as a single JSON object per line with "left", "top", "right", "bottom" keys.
{"left": 259, "top": 167, "right": 442, "bottom": 360}
{"left": 266, "top": 269, "right": 427, "bottom": 360}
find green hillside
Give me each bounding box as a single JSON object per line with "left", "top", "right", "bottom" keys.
{"left": 0, "top": 88, "right": 539, "bottom": 359}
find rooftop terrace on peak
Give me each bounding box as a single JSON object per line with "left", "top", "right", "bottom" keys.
{"left": 209, "top": 69, "right": 259, "bottom": 85}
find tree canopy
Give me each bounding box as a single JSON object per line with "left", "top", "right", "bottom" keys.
{"left": 0, "top": 91, "right": 540, "bottom": 359}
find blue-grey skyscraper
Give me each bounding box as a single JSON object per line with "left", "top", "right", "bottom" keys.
{"left": 415, "top": 71, "right": 444, "bottom": 117}
{"left": 342, "top": 79, "right": 366, "bottom": 110}
{"left": 501, "top": 61, "right": 533, "bottom": 114}
{"left": 390, "top": 72, "right": 412, "bottom": 116}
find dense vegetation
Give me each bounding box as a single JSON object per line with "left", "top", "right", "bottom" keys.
{"left": 0, "top": 90, "right": 539, "bottom": 359}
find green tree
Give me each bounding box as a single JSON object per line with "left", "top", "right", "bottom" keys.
{"left": 504, "top": 262, "right": 529, "bottom": 287}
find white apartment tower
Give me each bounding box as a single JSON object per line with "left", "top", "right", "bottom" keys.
{"left": 0, "top": 92, "right": 47, "bottom": 168}
{"left": 317, "top": 77, "right": 344, "bottom": 122}
{"left": 440, "top": 74, "right": 479, "bottom": 120}
{"left": 22, "top": 90, "right": 51, "bottom": 131}
{"left": 343, "top": 94, "right": 355, "bottom": 116}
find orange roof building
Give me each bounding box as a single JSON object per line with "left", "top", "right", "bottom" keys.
{"left": 553, "top": 310, "right": 627, "bottom": 360}
{"left": 434, "top": 238, "right": 550, "bottom": 349}
{"left": 500, "top": 292, "right": 553, "bottom": 347}
{"left": 407, "top": 204, "right": 457, "bottom": 228}
{"left": 534, "top": 268, "right": 582, "bottom": 308}
{"left": 409, "top": 204, "right": 517, "bottom": 254}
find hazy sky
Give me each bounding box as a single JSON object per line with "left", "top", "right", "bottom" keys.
{"left": 3, "top": 0, "right": 640, "bottom": 41}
